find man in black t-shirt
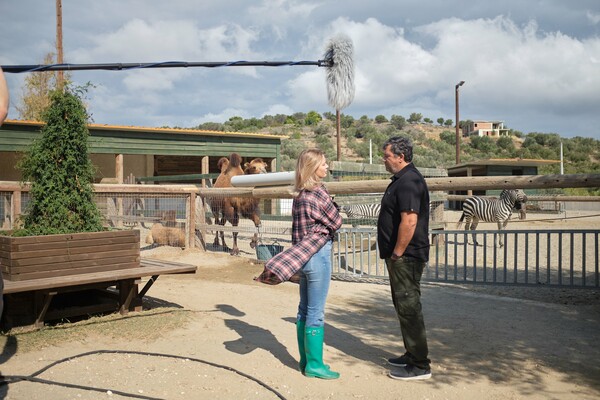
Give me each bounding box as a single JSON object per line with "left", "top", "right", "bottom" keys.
{"left": 377, "top": 136, "right": 431, "bottom": 380}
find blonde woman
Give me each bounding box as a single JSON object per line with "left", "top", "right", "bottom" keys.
{"left": 256, "top": 148, "right": 342, "bottom": 379}
{"left": 292, "top": 148, "right": 342, "bottom": 379}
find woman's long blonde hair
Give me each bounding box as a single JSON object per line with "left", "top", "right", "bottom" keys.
{"left": 295, "top": 148, "right": 325, "bottom": 194}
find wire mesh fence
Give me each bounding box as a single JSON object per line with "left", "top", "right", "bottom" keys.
{"left": 94, "top": 192, "right": 190, "bottom": 248}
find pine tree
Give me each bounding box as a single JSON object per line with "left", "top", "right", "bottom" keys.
{"left": 16, "top": 85, "right": 103, "bottom": 235}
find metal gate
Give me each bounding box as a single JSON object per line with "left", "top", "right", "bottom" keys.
{"left": 333, "top": 228, "right": 600, "bottom": 288}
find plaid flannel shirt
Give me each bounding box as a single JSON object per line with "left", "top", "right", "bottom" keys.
{"left": 255, "top": 185, "right": 342, "bottom": 284}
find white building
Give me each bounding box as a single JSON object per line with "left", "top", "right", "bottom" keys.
{"left": 462, "top": 120, "right": 509, "bottom": 137}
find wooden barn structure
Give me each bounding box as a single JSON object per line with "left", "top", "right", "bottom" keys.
{"left": 0, "top": 120, "right": 283, "bottom": 185}
{"left": 447, "top": 158, "right": 560, "bottom": 209}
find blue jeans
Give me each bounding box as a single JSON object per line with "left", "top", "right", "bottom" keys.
{"left": 297, "top": 241, "right": 332, "bottom": 328}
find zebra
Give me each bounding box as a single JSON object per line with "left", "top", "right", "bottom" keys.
{"left": 340, "top": 203, "right": 381, "bottom": 219}
{"left": 340, "top": 203, "right": 381, "bottom": 227}
{"left": 457, "top": 189, "right": 527, "bottom": 247}
{"left": 340, "top": 201, "right": 436, "bottom": 225}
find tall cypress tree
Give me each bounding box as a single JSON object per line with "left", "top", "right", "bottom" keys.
{"left": 17, "top": 86, "right": 103, "bottom": 235}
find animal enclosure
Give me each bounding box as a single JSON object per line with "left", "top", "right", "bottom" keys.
{"left": 2, "top": 173, "right": 599, "bottom": 289}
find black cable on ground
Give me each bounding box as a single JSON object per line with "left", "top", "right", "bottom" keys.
{"left": 2, "top": 374, "right": 160, "bottom": 400}
{"left": 0, "top": 349, "right": 287, "bottom": 400}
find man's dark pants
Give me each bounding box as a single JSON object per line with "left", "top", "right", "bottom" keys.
{"left": 385, "top": 256, "right": 430, "bottom": 369}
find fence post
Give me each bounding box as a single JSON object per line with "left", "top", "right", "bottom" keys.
{"left": 430, "top": 191, "right": 446, "bottom": 257}
{"left": 12, "top": 189, "right": 21, "bottom": 229}
{"left": 116, "top": 154, "right": 124, "bottom": 228}
{"left": 186, "top": 192, "right": 193, "bottom": 248}
{"left": 201, "top": 156, "right": 209, "bottom": 188}
{"left": 190, "top": 191, "right": 197, "bottom": 249}
{"left": 196, "top": 193, "right": 208, "bottom": 251}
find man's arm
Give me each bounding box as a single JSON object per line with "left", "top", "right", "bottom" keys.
{"left": 0, "top": 67, "right": 9, "bottom": 125}
{"left": 391, "top": 211, "right": 418, "bottom": 259}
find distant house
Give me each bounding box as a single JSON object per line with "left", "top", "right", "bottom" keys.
{"left": 462, "top": 120, "right": 509, "bottom": 137}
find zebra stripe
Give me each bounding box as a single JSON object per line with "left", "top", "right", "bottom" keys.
{"left": 341, "top": 203, "right": 381, "bottom": 219}
{"left": 457, "top": 189, "right": 527, "bottom": 246}
{"left": 341, "top": 201, "right": 435, "bottom": 220}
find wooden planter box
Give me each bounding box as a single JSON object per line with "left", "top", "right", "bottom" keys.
{"left": 0, "top": 230, "right": 140, "bottom": 281}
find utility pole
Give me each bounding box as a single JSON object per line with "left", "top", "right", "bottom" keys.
{"left": 455, "top": 80, "right": 465, "bottom": 164}
{"left": 336, "top": 110, "right": 341, "bottom": 161}
{"left": 56, "top": 0, "right": 64, "bottom": 89}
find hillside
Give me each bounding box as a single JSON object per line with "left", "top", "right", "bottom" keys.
{"left": 196, "top": 113, "right": 599, "bottom": 195}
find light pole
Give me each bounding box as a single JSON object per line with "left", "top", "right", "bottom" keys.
{"left": 56, "top": 0, "right": 64, "bottom": 89}
{"left": 455, "top": 80, "right": 465, "bottom": 165}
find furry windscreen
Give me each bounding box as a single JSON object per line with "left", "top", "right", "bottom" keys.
{"left": 324, "top": 33, "right": 355, "bottom": 111}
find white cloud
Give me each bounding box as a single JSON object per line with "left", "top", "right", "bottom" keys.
{"left": 283, "top": 15, "right": 600, "bottom": 133}
{"left": 2, "top": 1, "right": 599, "bottom": 138}
{"left": 193, "top": 108, "right": 251, "bottom": 125}
{"left": 70, "top": 18, "right": 263, "bottom": 85}
{"left": 261, "top": 103, "right": 295, "bottom": 116}
{"left": 248, "top": 0, "right": 320, "bottom": 40}
{"left": 587, "top": 11, "right": 600, "bottom": 25}
{"left": 417, "top": 16, "right": 600, "bottom": 114}
{"left": 122, "top": 70, "right": 178, "bottom": 92}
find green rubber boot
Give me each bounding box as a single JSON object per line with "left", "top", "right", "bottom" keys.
{"left": 296, "top": 320, "right": 307, "bottom": 373}
{"left": 304, "top": 326, "right": 340, "bottom": 379}
{"left": 297, "top": 320, "right": 330, "bottom": 374}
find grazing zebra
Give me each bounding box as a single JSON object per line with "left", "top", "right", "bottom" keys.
{"left": 340, "top": 203, "right": 381, "bottom": 227}
{"left": 340, "top": 203, "right": 381, "bottom": 219}
{"left": 340, "top": 201, "right": 436, "bottom": 225}
{"left": 457, "top": 189, "right": 527, "bottom": 247}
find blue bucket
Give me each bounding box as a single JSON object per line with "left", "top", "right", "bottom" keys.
{"left": 256, "top": 243, "right": 284, "bottom": 261}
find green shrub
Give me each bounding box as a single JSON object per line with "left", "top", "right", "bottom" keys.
{"left": 16, "top": 86, "right": 103, "bottom": 236}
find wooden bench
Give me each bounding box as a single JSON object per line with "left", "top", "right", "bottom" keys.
{"left": 2, "top": 258, "right": 197, "bottom": 329}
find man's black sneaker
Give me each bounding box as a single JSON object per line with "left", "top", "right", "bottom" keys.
{"left": 388, "top": 364, "right": 432, "bottom": 380}
{"left": 387, "top": 354, "right": 412, "bottom": 367}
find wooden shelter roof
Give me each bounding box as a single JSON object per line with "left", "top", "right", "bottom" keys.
{"left": 0, "top": 119, "right": 282, "bottom": 159}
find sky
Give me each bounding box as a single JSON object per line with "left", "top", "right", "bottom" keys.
{"left": 1, "top": 0, "right": 599, "bottom": 139}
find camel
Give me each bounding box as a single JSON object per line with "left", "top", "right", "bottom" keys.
{"left": 211, "top": 153, "right": 268, "bottom": 255}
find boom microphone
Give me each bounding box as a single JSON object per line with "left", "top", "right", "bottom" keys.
{"left": 323, "top": 33, "right": 355, "bottom": 111}
{"left": 2, "top": 34, "right": 356, "bottom": 122}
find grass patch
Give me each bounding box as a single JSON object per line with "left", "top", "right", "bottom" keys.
{"left": 0, "top": 307, "right": 193, "bottom": 353}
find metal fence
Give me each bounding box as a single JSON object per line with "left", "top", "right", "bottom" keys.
{"left": 332, "top": 226, "right": 600, "bottom": 289}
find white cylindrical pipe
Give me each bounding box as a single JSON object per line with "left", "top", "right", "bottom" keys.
{"left": 560, "top": 141, "right": 564, "bottom": 175}
{"left": 231, "top": 171, "right": 296, "bottom": 187}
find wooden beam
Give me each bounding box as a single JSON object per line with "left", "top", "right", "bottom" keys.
{"left": 201, "top": 156, "right": 209, "bottom": 188}
{"left": 2, "top": 173, "right": 600, "bottom": 198}
{"left": 447, "top": 194, "right": 600, "bottom": 202}
{"left": 115, "top": 154, "right": 124, "bottom": 184}
{"left": 423, "top": 174, "right": 600, "bottom": 192}
{"left": 12, "top": 189, "right": 21, "bottom": 228}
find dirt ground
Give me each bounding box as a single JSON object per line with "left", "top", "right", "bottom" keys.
{"left": 1, "top": 219, "right": 600, "bottom": 399}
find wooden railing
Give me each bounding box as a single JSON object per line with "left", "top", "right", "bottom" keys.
{"left": 2, "top": 173, "right": 599, "bottom": 249}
